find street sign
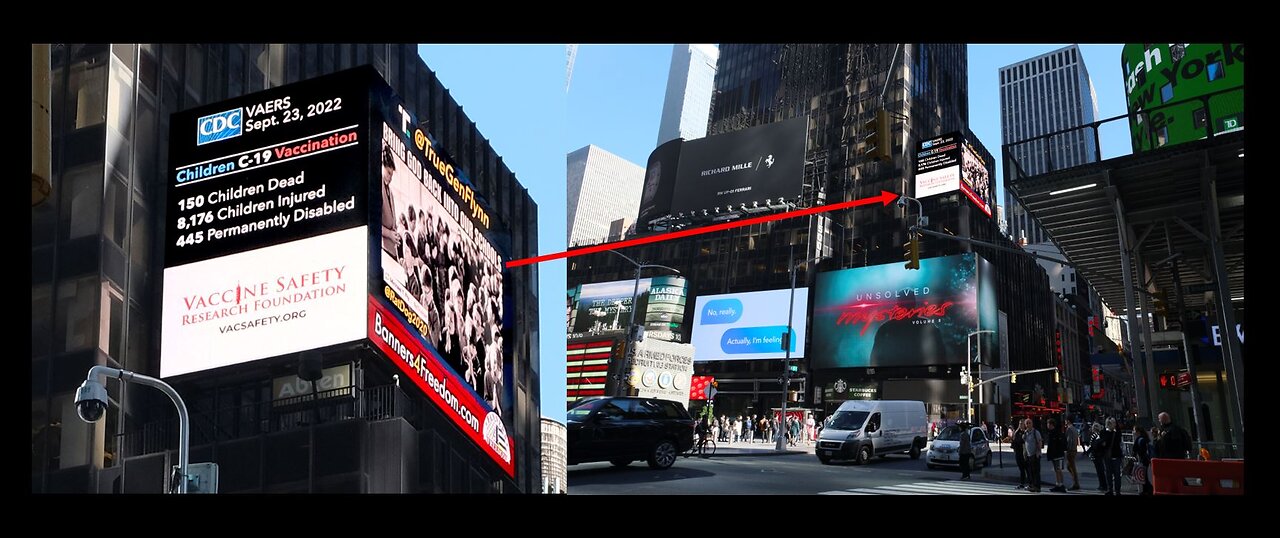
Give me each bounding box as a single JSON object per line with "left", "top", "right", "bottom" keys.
{"left": 1183, "top": 282, "right": 1216, "bottom": 294}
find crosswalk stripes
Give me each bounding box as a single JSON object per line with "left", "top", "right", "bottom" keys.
{"left": 819, "top": 480, "right": 1101, "bottom": 495}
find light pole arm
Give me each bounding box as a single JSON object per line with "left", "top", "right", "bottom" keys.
{"left": 87, "top": 365, "right": 190, "bottom": 494}
{"left": 972, "top": 367, "right": 1060, "bottom": 388}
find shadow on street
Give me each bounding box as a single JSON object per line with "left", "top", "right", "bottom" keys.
{"left": 568, "top": 462, "right": 717, "bottom": 486}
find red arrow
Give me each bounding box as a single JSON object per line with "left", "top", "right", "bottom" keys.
{"left": 506, "top": 190, "right": 899, "bottom": 268}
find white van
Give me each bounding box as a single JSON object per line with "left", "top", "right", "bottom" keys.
{"left": 816, "top": 400, "right": 928, "bottom": 465}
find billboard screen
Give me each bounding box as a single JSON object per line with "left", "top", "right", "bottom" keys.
{"left": 637, "top": 137, "right": 683, "bottom": 228}
{"left": 811, "top": 253, "right": 997, "bottom": 369}
{"left": 161, "top": 69, "right": 372, "bottom": 378}
{"left": 671, "top": 116, "right": 806, "bottom": 214}
{"left": 914, "top": 132, "right": 962, "bottom": 199}
{"left": 628, "top": 339, "right": 695, "bottom": 408}
{"left": 372, "top": 84, "right": 514, "bottom": 477}
{"left": 567, "top": 277, "right": 688, "bottom": 343}
{"left": 690, "top": 288, "right": 808, "bottom": 361}
{"left": 960, "top": 140, "right": 993, "bottom": 217}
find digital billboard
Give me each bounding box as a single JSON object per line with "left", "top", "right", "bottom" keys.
{"left": 690, "top": 288, "right": 808, "bottom": 361}
{"left": 161, "top": 69, "right": 371, "bottom": 378}
{"left": 671, "top": 116, "right": 806, "bottom": 214}
{"left": 567, "top": 276, "right": 688, "bottom": 343}
{"left": 1122, "top": 44, "right": 1244, "bottom": 152}
{"left": 811, "top": 253, "right": 997, "bottom": 369}
{"left": 960, "top": 140, "right": 993, "bottom": 217}
{"left": 914, "top": 132, "right": 962, "bottom": 199}
{"left": 372, "top": 83, "right": 514, "bottom": 477}
{"left": 637, "top": 137, "right": 683, "bottom": 229}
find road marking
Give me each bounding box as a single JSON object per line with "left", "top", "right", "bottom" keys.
{"left": 819, "top": 480, "right": 1102, "bottom": 496}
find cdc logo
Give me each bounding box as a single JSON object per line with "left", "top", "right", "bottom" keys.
{"left": 196, "top": 108, "right": 243, "bottom": 146}
{"left": 921, "top": 139, "right": 935, "bottom": 149}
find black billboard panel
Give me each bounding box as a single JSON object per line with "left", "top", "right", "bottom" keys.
{"left": 637, "top": 137, "right": 683, "bottom": 228}
{"left": 671, "top": 116, "right": 806, "bottom": 214}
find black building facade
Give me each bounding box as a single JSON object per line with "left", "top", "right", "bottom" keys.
{"left": 568, "top": 44, "right": 1056, "bottom": 425}
{"left": 32, "top": 44, "right": 541, "bottom": 493}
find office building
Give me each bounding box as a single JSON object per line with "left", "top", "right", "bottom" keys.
{"left": 540, "top": 417, "right": 566, "bottom": 493}
{"left": 566, "top": 144, "right": 645, "bottom": 246}
{"left": 656, "top": 44, "right": 719, "bottom": 146}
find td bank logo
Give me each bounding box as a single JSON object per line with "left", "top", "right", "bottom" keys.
{"left": 196, "top": 108, "right": 243, "bottom": 146}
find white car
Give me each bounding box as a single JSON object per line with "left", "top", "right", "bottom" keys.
{"left": 927, "top": 424, "right": 992, "bottom": 470}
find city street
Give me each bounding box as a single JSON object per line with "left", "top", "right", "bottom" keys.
{"left": 569, "top": 442, "right": 1109, "bottom": 495}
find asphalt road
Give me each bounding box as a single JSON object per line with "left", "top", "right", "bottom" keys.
{"left": 568, "top": 452, "right": 1043, "bottom": 495}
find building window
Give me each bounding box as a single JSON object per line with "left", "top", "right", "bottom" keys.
{"left": 1070, "top": 273, "right": 1076, "bottom": 282}
{"left": 1157, "top": 126, "right": 1169, "bottom": 147}
{"left": 1061, "top": 274, "right": 1066, "bottom": 282}
{"left": 1207, "top": 61, "right": 1225, "bottom": 82}
{"left": 1160, "top": 83, "right": 1174, "bottom": 104}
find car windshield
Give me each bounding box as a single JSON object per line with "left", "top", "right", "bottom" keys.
{"left": 567, "top": 399, "right": 606, "bottom": 422}
{"left": 936, "top": 426, "right": 966, "bottom": 441}
{"left": 828, "top": 410, "right": 869, "bottom": 430}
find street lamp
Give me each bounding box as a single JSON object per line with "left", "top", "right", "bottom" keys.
{"left": 607, "top": 250, "right": 681, "bottom": 397}
{"left": 76, "top": 365, "right": 190, "bottom": 493}
{"left": 777, "top": 253, "right": 827, "bottom": 451}
{"left": 966, "top": 329, "right": 997, "bottom": 425}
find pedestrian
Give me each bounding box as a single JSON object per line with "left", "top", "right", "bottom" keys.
{"left": 806, "top": 414, "right": 816, "bottom": 443}
{"left": 758, "top": 416, "right": 768, "bottom": 443}
{"left": 1062, "top": 415, "right": 1081, "bottom": 490}
{"left": 1154, "top": 412, "right": 1193, "bottom": 460}
{"left": 745, "top": 415, "right": 755, "bottom": 443}
{"left": 790, "top": 416, "right": 802, "bottom": 447}
{"left": 1085, "top": 422, "right": 1109, "bottom": 492}
{"left": 1011, "top": 420, "right": 1028, "bottom": 489}
{"left": 959, "top": 423, "right": 974, "bottom": 480}
{"left": 1045, "top": 417, "right": 1067, "bottom": 492}
{"left": 1133, "top": 423, "right": 1153, "bottom": 495}
{"left": 1022, "top": 418, "right": 1043, "bottom": 492}
{"left": 1104, "top": 417, "right": 1124, "bottom": 495}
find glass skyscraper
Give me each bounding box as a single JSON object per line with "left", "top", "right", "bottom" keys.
{"left": 656, "top": 44, "right": 718, "bottom": 147}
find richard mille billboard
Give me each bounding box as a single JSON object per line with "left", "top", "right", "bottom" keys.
{"left": 671, "top": 116, "right": 806, "bottom": 215}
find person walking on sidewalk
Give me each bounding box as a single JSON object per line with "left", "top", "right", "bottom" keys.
{"left": 1045, "top": 417, "right": 1067, "bottom": 492}
{"left": 1012, "top": 420, "right": 1028, "bottom": 489}
{"left": 1133, "top": 423, "right": 1153, "bottom": 495}
{"left": 1154, "top": 411, "right": 1193, "bottom": 460}
{"left": 745, "top": 415, "right": 755, "bottom": 443}
{"left": 959, "top": 424, "right": 974, "bottom": 480}
{"left": 1023, "top": 418, "right": 1044, "bottom": 492}
{"left": 1104, "top": 418, "right": 1124, "bottom": 495}
{"left": 1086, "top": 422, "right": 1109, "bottom": 492}
{"left": 1063, "top": 416, "right": 1081, "bottom": 490}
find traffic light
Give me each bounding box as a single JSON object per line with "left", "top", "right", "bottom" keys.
{"left": 903, "top": 234, "right": 920, "bottom": 270}
{"left": 788, "top": 361, "right": 800, "bottom": 373}
{"left": 862, "top": 110, "right": 892, "bottom": 162}
{"left": 1054, "top": 369, "right": 1060, "bottom": 383}
{"left": 1011, "top": 372, "right": 1017, "bottom": 384}
{"left": 1159, "top": 370, "right": 1191, "bottom": 391}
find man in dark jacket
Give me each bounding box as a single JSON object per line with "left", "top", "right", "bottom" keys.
{"left": 1012, "top": 421, "right": 1028, "bottom": 489}
{"left": 1155, "top": 412, "right": 1193, "bottom": 459}
{"left": 1045, "top": 418, "right": 1067, "bottom": 492}
{"left": 959, "top": 425, "right": 974, "bottom": 480}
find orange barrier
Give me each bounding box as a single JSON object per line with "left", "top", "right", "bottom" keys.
{"left": 1151, "top": 458, "right": 1244, "bottom": 495}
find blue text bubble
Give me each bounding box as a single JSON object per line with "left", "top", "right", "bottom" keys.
{"left": 721, "top": 326, "right": 795, "bottom": 354}
{"left": 701, "top": 299, "right": 743, "bottom": 325}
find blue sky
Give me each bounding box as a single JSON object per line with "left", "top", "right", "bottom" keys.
{"left": 419, "top": 43, "right": 1130, "bottom": 422}
{"left": 418, "top": 45, "right": 566, "bottom": 421}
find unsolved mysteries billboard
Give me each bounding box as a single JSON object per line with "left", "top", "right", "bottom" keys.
{"left": 671, "top": 116, "right": 806, "bottom": 214}
{"left": 811, "top": 253, "right": 997, "bottom": 369}
{"left": 691, "top": 288, "right": 808, "bottom": 361}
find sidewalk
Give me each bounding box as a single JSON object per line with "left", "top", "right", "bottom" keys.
{"left": 979, "top": 445, "right": 1140, "bottom": 494}
{"left": 709, "top": 438, "right": 815, "bottom": 457}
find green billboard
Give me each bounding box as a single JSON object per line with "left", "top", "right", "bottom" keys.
{"left": 1122, "top": 44, "right": 1244, "bottom": 152}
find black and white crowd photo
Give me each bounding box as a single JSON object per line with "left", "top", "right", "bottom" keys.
{"left": 380, "top": 141, "right": 505, "bottom": 416}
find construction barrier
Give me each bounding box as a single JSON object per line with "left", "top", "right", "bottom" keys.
{"left": 1151, "top": 458, "right": 1244, "bottom": 495}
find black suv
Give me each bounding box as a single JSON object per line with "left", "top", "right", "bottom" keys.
{"left": 567, "top": 396, "right": 696, "bottom": 470}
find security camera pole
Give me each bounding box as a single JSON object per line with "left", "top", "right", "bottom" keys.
{"left": 779, "top": 252, "right": 827, "bottom": 451}
{"left": 79, "top": 366, "right": 190, "bottom": 493}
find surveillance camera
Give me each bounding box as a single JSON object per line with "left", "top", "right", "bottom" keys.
{"left": 75, "top": 379, "right": 109, "bottom": 423}
{"left": 896, "top": 197, "right": 907, "bottom": 208}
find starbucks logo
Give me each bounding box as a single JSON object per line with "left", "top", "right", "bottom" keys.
{"left": 834, "top": 379, "right": 848, "bottom": 394}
